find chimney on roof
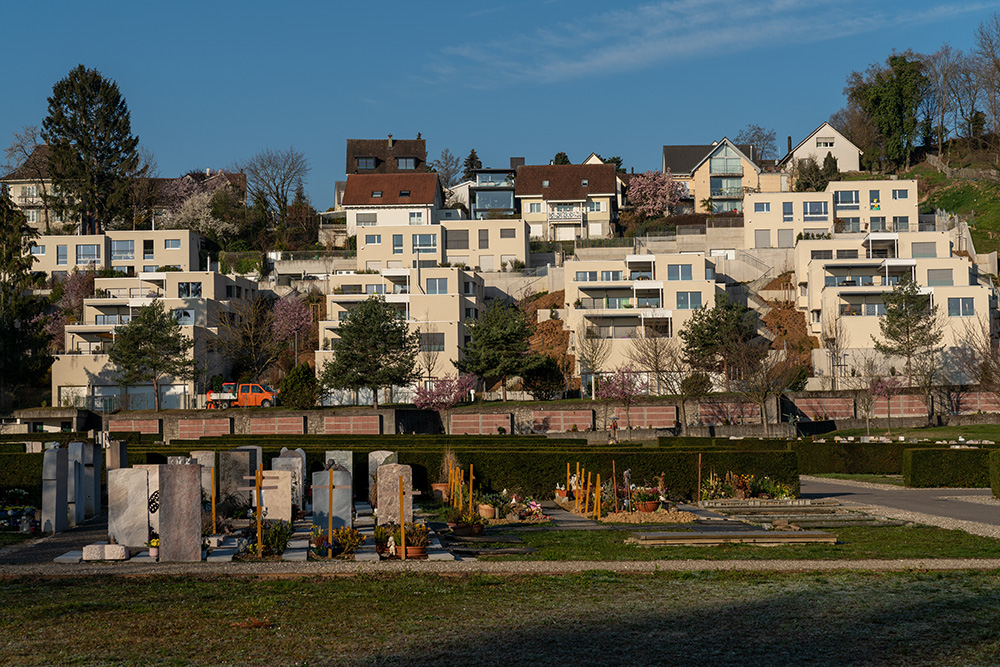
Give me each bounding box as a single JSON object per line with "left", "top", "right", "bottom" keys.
{"left": 510, "top": 157, "right": 525, "bottom": 169}
{"left": 206, "top": 168, "right": 210, "bottom": 176}
{"left": 388, "top": 134, "right": 394, "bottom": 148}
{"left": 788, "top": 136, "right": 792, "bottom": 154}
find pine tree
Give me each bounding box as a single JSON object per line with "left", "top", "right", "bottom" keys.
{"left": 679, "top": 294, "right": 757, "bottom": 391}
{"left": 462, "top": 149, "right": 482, "bottom": 181}
{"left": 873, "top": 275, "right": 943, "bottom": 384}
{"left": 318, "top": 296, "right": 418, "bottom": 409}
{"left": 42, "top": 65, "right": 140, "bottom": 235}
{"left": 108, "top": 300, "right": 195, "bottom": 411}
{"left": 455, "top": 301, "right": 533, "bottom": 401}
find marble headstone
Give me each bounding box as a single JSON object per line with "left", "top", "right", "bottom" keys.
{"left": 368, "top": 450, "right": 397, "bottom": 500}
{"left": 106, "top": 440, "right": 128, "bottom": 471}
{"left": 271, "top": 455, "right": 304, "bottom": 509}
{"left": 375, "top": 463, "right": 413, "bottom": 526}
{"left": 189, "top": 450, "right": 216, "bottom": 501}
{"left": 158, "top": 464, "right": 203, "bottom": 562}
{"left": 67, "top": 460, "right": 85, "bottom": 528}
{"left": 311, "top": 468, "right": 352, "bottom": 533}
{"left": 236, "top": 446, "right": 263, "bottom": 505}
{"left": 260, "top": 470, "right": 293, "bottom": 523}
{"left": 219, "top": 450, "right": 251, "bottom": 503}
{"left": 134, "top": 464, "right": 164, "bottom": 535}
{"left": 41, "top": 447, "right": 68, "bottom": 533}
{"left": 325, "top": 450, "right": 354, "bottom": 480}
{"left": 69, "top": 441, "right": 100, "bottom": 517}
{"left": 108, "top": 468, "right": 149, "bottom": 547}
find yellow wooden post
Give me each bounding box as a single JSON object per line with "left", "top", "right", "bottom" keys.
{"left": 468, "top": 464, "right": 474, "bottom": 517}
{"left": 697, "top": 452, "right": 703, "bottom": 505}
{"left": 255, "top": 464, "right": 263, "bottom": 555}
{"left": 210, "top": 466, "right": 217, "bottom": 535}
{"left": 399, "top": 474, "right": 406, "bottom": 560}
{"left": 458, "top": 470, "right": 463, "bottom": 512}
{"left": 565, "top": 461, "right": 570, "bottom": 498}
{"left": 612, "top": 460, "right": 618, "bottom": 513}
{"left": 595, "top": 473, "right": 601, "bottom": 520}
{"left": 586, "top": 471, "right": 592, "bottom": 515}
{"left": 327, "top": 469, "right": 334, "bottom": 559}
{"left": 575, "top": 462, "right": 581, "bottom": 511}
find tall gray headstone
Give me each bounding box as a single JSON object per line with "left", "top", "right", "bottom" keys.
{"left": 311, "top": 468, "right": 352, "bottom": 534}
{"left": 158, "top": 464, "right": 203, "bottom": 562}
{"left": 69, "top": 441, "right": 100, "bottom": 516}
{"left": 108, "top": 468, "right": 149, "bottom": 547}
{"left": 106, "top": 440, "right": 127, "bottom": 471}
{"left": 375, "top": 463, "right": 413, "bottom": 526}
{"left": 67, "top": 460, "right": 85, "bottom": 528}
{"left": 260, "top": 470, "right": 292, "bottom": 523}
{"left": 271, "top": 456, "right": 303, "bottom": 509}
{"left": 325, "top": 450, "right": 354, "bottom": 481}
{"left": 134, "top": 464, "right": 163, "bottom": 535}
{"left": 368, "top": 450, "right": 397, "bottom": 500}
{"left": 41, "top": 447, "right": 68, "bottom": 533}
{"left": 219, "top": 450, "right": 251, "bottom": 503}
{"left": 236, "top": 445, "right": 263, "bottom": 505}
{"left": 190, "top": 450, "right": 216, "bottom": 501}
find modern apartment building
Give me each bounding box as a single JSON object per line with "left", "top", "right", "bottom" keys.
{"left": 515, "top": 163, "right": 618, "bottom": 240}
{"left": 29, "top": 229, "right": 207, "bottom": 278}
{"left": 51, "top": 271, "right": 257, "bottom": 409}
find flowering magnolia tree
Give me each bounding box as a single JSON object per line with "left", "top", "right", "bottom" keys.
{"left": 271, "top": 296, "right": 312, "bottom": 346}
{"left": 45, "top": 270, "right": 95, "bottom": 351}
{"left": 414, "top": 374, "right": 477, "bottom": 434}
{"left": 596, "top": 365, "right": 649, "bottom": 429}
{"left": 627, "top": 170, "right": 682, "bottom": 218}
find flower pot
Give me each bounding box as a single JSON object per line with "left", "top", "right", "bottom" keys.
{"left": 478, "top": 504, "right": 496, "bottom": 520}
{"left": 640, "top": 501, "right": 660, "bottom": 513}
{"left": 431, "top": 483, "right": 449, "bottom": 502}
{"left": 452, "top": 524, "right": 483, "bottom": 536}
{"left": 405, "top": 546, "right": 427, "bottom": 559}
{"left": 148, "top": 547, "right": 159, "bottom": 559}
{"left": 554, "top": 489, "right": 569, "bottom": 498}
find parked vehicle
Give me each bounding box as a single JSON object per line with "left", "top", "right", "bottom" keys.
{"left": 206, "top": 382, "right": 279, "bottom": 409}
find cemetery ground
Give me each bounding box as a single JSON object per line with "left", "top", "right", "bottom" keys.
{"left": 3, "top": 570, "right": 1000, "bottom": 665}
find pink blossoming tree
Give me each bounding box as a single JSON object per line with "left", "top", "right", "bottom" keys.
{"left": 627, "top": 170, "right": 683, "bottom": 218}
{"left": 414, "top": 374, "right": 477, "bottom": 434}
{"left": 596, "top": 365, "right": 649, "bottom": 430}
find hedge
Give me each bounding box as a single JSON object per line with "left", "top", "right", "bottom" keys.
{"left": 902, "top": 448, "right": 991, "bottom": 488}
{"left": 0, "top": 453, "right": 45, "bottom": 505}
{"left": 790, "top": 442, "right": 1000, "bottom": 475}
{"left": 991, "top": 451, "right": 1000, "bottom": 499}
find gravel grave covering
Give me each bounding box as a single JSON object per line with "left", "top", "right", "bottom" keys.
{"left": 599, "top": 509, "right": 697, "bottom": 524}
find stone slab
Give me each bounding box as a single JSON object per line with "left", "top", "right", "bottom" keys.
{"left": 54, "top": 550, "right": 82, "bottom": 563}
{"left": 261, "top": 470, "right": 293, "bottom": 523}
{"left": 206, "top": 549, "right": 236, "bottom": 563}
{"left": 134, "top": 464, "right": 163, "bottom": 535}
{"left": 158, "top": 464, "right": 203, "bottom": 562}
{"left": 67, "top": 459, "right": 85, "bottom": 528}
{"left": 105, "top": 544, "right": 128, "bottom": 560}
{"left": 375, "top": 463, "right": 413, "bottom": 526}
{"left": 108, "top": 468, "right": 150, "bottom": 548}
{"left": 106, "top": 441, "right": 127, "bottom": 471}
{"left": 82, "top": 543, "right": 107, "bottom": 561}
{"left": 190, "top": 450, "right": 216, "bottom": 501}
{"left": 312, "top": 469, "right": 353, "bottom": 534}
{"left": 367, "top": 450, "right": 396, "bottom": 500}
{"left": 42, "top": 448, "right": 68, "bottom": 534}
{"left": 272, "top": 456, "right": 304, "bottom": 509}
{"left": 282, "top": 548, "right": 308, "bottom": 562}
{"left": 219, "top": 450, "right": 251, "bottom": 504}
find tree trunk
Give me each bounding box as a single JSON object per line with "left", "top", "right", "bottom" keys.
{"left": 678, "top": 399, "right": 687, "bottom": 435}
{"left": 759, "top": 400, "right": 770, "bottom": 437}
{"left": 153, "top": 379, "right": 161, "bottom": 412}
{"left": 501, "top": 376, "right": 508, "bottom": 402}
{"left": 372, "top": 386, "right": 379, "bottom": 410}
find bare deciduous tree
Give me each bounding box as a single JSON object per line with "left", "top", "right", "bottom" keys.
{"left": 975, "top": 13, "right": 1000, "bottom": 156}
{"left": 731, "top": 341, "right": 803, "bottom": 437}
{"left": 953, "top": 51, "right": 984, "bottom": 143}
{"left": 237, "top": 147, "right": 310, "bottom": 227}
{"left": 2, "top": 126, "right": 51, "bottom": 232}
{"left": 629, "top": 334, "right": 705, "bottom": 434}
{"left": 118, "top": 146, "right": 160, "bottom": 231}
{"left": 921, "top": 44, "right": 960, "bottom": 159}
{"left": 821, "top": 311, "right": 851, "bottom": 391}
{"left": 845, "top": 352, "right": 881, "bottom": 435}
{"left": 429, "top": 148, "right": 462, "bottom": 189}
{"left": 417, "top": 317, "right": 441, "bottom": 382}
{"left": 213, "top": 295, "right": 282, "bottom": 381}
{"left": 576, "top": 329, "right": 611, "bottom": 394}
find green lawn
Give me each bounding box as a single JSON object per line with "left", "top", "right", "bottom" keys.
{"left": 811, "top": 473, "right": 906, "bottom": 486}
{"left": 827, "top": 423, "right": 1000, "bottom": 441}
{"left": 0, "top": 532, "right": 34, "bottom": 548}
{"left": 3, "top": 572, "right": 1000, "bottom": 665}
{"left": 479, "top": 524, "right": 1000, "bottom": 562}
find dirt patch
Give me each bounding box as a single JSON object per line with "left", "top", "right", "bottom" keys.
{"left": 523, "top": 289, "right": 565, "bottom": 315}
{"left": 599, "top": 509, "right": 698, "bottom": 524}
{"left": 763, "top": 301, "right": 817, "bottom": 368}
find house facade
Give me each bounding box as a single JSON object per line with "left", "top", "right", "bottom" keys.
{"left": 779, "top": 121, "right": 862, "bottom": 174}
{"left": 515, "top": 163, "right": 618, "bottom": 241}
{"left": 29, "top": 229, "right": 207, "bottom": 278}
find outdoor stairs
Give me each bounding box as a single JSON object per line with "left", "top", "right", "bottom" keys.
{"left": 281, "top": 519, "right": 313, "bottom": 562}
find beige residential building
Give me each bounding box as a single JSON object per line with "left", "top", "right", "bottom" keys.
{"left": 563, "top": 252, "right": 722, "bottom": 375}
{"left": 342, "top": 172, "right": 464, "bottom": 236}
{"left": 515, "top": 163, "right": 618, "bottom": 241}
{"left": 778, "top": 121, "right": 862, "bottom": 175}
{"left": 29, "top": 229, "right": 206, "bottom": 278}
{"left": 51, "top": 271, "right": 257, "bottom": 409}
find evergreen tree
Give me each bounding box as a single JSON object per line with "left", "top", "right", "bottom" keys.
{"left": 679, "top": 294, "right": 757, "bottom": 391}
{"left": 461, "top": 149, "right": 482, "bottom": 181}
{"left": 280, "top": 362, "right": 318, "bottom": 410}
{"left": 873, "top": 275, "right": 943, "bottom": 384}
{"left": 552, "top": 152, "right": 570, "bottom": 165}
{"left": 42, "top": 65, "right": 140, "bottom": 235}
{"left": 0, "top": 195, "right": 51, "bottom": 408}
{"left": 108, "top": 300, "right": 195, "bottom": 411}
{"left": 455, "top": 301, "right": 533, "bottom": 402}
{"left": 318, "top": 296, "right": 418, "bottom": 409}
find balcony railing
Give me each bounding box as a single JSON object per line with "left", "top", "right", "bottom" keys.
{"left": 548, "top": 210, "right": 582, "bottom": 221}
{"left": 585, "top": 325, "right": 638, "bottom": 339}
{"left": 579, "top": 297, "right": 662, "bottom": 310}
{"left": 710, "top": 188, "right": 744, "bottom": 199}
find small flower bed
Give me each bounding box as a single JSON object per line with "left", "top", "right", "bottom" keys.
{"left": 0, "top": 505, "right": 38, "bottom": 533}
{"left": 702, "top": 471, "right": 795, "bottom": 500}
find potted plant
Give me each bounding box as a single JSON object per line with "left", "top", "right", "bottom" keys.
{"left": 432, "top": 448, "right": 458, "bottom": 503}
{"left": 394, "top": 523, "right": 430, "bottom": 559}
{"left": 146, "top": 530, "right": 160, "bottom": 560}
{"left": 633, "top": 487, "right": 660, "bottom": 513}
{"left": 478, "top": 492, "right": 502, "bottom": 520}
{"left": 452, "top": 510, "right": 485, "bottom": 536}
{"left": 373, "top": 523, "right": 394, "bottom": 557}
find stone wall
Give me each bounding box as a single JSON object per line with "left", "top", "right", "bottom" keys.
{"left": 323, "top": 415, "right": 382, "bottom": 435}
{"left": 531, "top": 410, "right": 594, "bottom": 433}
{"left": 450, "top": 413, "right": 513, "bottom": 435}
{"left": 108, "top": 418, "right": 161, "bottom": 435}
{"left": 249, "top": 416, "right": 307, "bottom": 435}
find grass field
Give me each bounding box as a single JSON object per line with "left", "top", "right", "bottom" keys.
{"left": 828, "top": 423, "right": 1000, "bottom": 441}
{"left": 3, "top": 571, "right": 1000, "bottom": 665}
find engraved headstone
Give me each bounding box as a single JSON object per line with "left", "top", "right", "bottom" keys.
{"left": 67, "top": 460, "right": 85, "bottom": 528}
{"left": 368, "top": 450, "right": 397, "bottom": 499}
{"left": 325, "top": 450, "right": 354, "bottom": 480}
{"left": 260, "top": 470, "right": 293, "bottom": 523}
{"left": 107, "top": 468, "right": 150, "bottom": 547}
{"left": 311, "top": 468, "right": 353, "bottom": 533}
{"left": 236, "top": 446, "right": 263, "bottom": 506}
{"left": 219, "top": 450, "right": 251, "bottom": 503}
{"left": 375, "top": 463, "right": 413, "bottom": 526}
{"left": 41, "top": 447, "right": 68, "bottom": 533}
{"left": 271, "top": 456, "right": 303, "bottom": 509}
{"left": 134, "top": 464, "right": 164, "bottom": 535}
{"left": 158, "top": 464, "right": 203, "bottom": 562}
{"left": 106, "top": 440, "right": 128, "bottom": 471}
{"left": 189, "top": 450, "right": 216, "bottom": 501}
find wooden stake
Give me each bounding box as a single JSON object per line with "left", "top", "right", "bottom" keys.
{"left": 255, "top": 464, "right": 263, "bottom": 555}
{"left": 210, "top": 466, "right": 216, "bottom": 536}
{"left": 697, "top": 452, "right": 703, "bottom": 505}
{"left": 575, "top": 462, "right": 581, "bottom": 511}
{"left": 585, "top": 472, "right": 592, "bottom": 515}
{"left": 595, "top": 473, "right": 601, "bottom": 520}
{"left": 327, "top": 469, "right": 334, "bottom": 559}
{"left": 458, "top": 470, "right": 464, "bottom": 512}
{"left": 468, "top": 464, "right": 474, "bottom": 517}
{"left": 612, "top": 460, "right": 619, "bottom": 513}
{"left": 566, "top": 461, "right": 570, "bottom": 498}
{"left": 399, "top": 475, "right": 406, "bottom": 561}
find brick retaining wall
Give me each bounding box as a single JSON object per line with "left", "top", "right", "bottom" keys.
{"left": 249, "top": 416, "right": 307, "bottom": 435}
{"left": 532, "top": 410, "right": 594, "bottom": 433}
{"left": 177, "top": 418, "right": 232, "bottom": 439}
{"left": 450, "top": 413, "right": 513, "bottom": 435}
{"left": 323, "top": 415, "right": 382, "bottom": 435}
{"left": 107, "top": 418, "right": 161, "bottom": 435}
{"left": 614, "top": 405, "right": 677, "bottom": 429}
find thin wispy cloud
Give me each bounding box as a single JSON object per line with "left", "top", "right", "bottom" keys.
{"left": 426, "top": 0, "right": 994, "bottom": 88}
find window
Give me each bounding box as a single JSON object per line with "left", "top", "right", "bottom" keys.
{"left": 143, "top": 265, "right": 158, "bottom": 272}
{"left": 893, "top": 216, "right": 909, "bottom": 232}
{"left": 706, "top": 265, "right": 715, "bottom": 281}
{"left": 22, "top": 185, "right": 37, "bottom": 198}
{"left": 816, "top": 138, "right": 835, "bottom": 148}
{"left": 601, "top": 270, "right": 623, "bottom": 282}
{"left": 165, "top": 239, "right": 180, "bottom": 249}
{"left": 754, "top": 202, "right": 770, "bottom": 213}
{"left": 667, "top": 264, "right": 692, "bottom": 281}
{"left": 541, "top": 180, "right": 549, "bottom": 188}
{"left": 529, "top": 202, "right": 542, "bottom": 213}
{"left": 357, "top": 157, "right": 376, "bottom": 170}
{"left": 463, "top": 281, "right": 475, "bottom": 295}
{"left": 833, "top": 190, "right": 859, "bottom": 209}
{"left": 365, "top": 284, "right": 384, "bottom": 295}
{"left": 927, "top": 269, "right": 953, "bottom": 286}
{"left": 409, "top": 211, "right": 422, "bottom": 224}
{"left": 479, "top": 229, "right": 489, "bottom": 249}
{"left": 676, "top": 291, "right": 702, "bottom": 310}
{"left": 754, "top": 229, "right": 770, "bottom": 248}
{"left": 426, "top": 278, "right": 448, "bottom": 294}
{"left": 869, "top": 190, "right": 881, "bottom": 210}
{"left": 581, "top": 179, "right": 589, "bottom": 186}
{"left": 911, "top": 242, "right": 937, "bottom": 258}
{"left": 143, "top": 239, "right": 154, "bottom": 260}
{"left": 76, "top": 244, "right": 101, "bottom": 265}
{"left": 178, "top": 282, "right": 202, "bottom": 298}
{"left": 892, "top": 189, "right": 909, "bottom": 200}
{"left": 586, "top": 201, "right": 603, "bottom": 212}
{"left": 709, "top": 145, "right": 742, "bottom": 173}
{"left": 172, "top": 309, "right": 194, "bottom": 325}
{"left": 948, "top": 297, "right": 975, "bottom": 317}
{"left": 865, "top": 303, "right": 886, "bottom": 316}
{"left": 392, "top": 234, "right": 403, "bottom": 255}
{"left": 446, "top": 229, "right": 469, "bottom": 250}
{"left": 839, "top": 217, "right": 861, "bottom": 232}
{"left": 371, "top": 190, "right": 382, "bottom": 198}
{"left": 500, "top": 228, "right": 516, "bottom": 239}
{"left": 25, "top": 209, "right": 37, "bottom": 223}
{"left": 782, "top": 201, "right": 794, "bottom": 222}
{"left": 111, "top": 239, "right": 134, "bottom": 261}
{"left": 412, "top": 234, "right": 437, "bottom": 254}
{"left": 803, "top": 201, "right": 828, "bottom": 221}
{"left": 837, "top": 249, "right": 859, "bottom": 259}
{"left": 399, "top": 190, "right": 411, "bottom": 197}
{"left": 811, "top": 250, "right": 833, "bottom": 260}
{"left": 420, "top": 332, "right": 445, "bottom": 351}
{"left": 575, "top": 271, "right": 597, "bottom": 282}
{"left": 464, "top": 307, "right": 478, "bottom": 320}
{"left": 364, "top": 234, "right": 381, "bottom": 246}
{"left": 397, "top": 157, "right": 415, "bottom": 170}
{"left": 870, "top": 217, "right": 886, "bottom": 231}
{"left": 30, "top": 245, "right": 45, "bottom": 256}
{"left": 356, "top": 212, "right": 377, "bottom": 227}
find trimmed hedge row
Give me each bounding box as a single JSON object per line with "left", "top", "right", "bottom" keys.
{"left": 902, "top": 448, "right": 991, "bottom": 488}
{"left": 792, "top": 442, "right": 1000, "bottom": 475}
{"left": 0, "top": 453, "right": 45, "bottom": 505}
{"left": 657, "top": 437, "right": 794, "bottom": 450}
{"left": 991, "top": 451, "right": 1000, "bottom": 499}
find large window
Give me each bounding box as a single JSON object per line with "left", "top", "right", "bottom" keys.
{"left": 601, "top": 270, "right": 623, "bottom": 281}
{"left": 927, "top": 269, "right": 953, "bottom": 286}
{"left": 754, "top": 202, "right": 770, "bottom": 213}
{"left": 892, "top": 189, "right": 909, "bottom": 200}
{"left": 412, "top": 234, "right": 437, "bottom": 254}
{"left": 76, "top": 244, "right": 101, "bottom": 265}
{"left": 172, "top": 309, "right": 194, "bottom": 325}
{"left": 803, "top": 201, "right": 828, "bottom": 222}
{"left": 409, "top": 211, "right": 423, "bottom": 225}
{"left": 911, "top": 242, "right": 936, "bottom": 258}
{"left": 365, "top": 284, "right": 384, "bottom": 295}
{"left": 676, "top": 291, "right": 702, "bottom": 310}
{"left": 420, "top": 332, "right": 445, "bottom": 351}
{"left": 357, "top": 157, "right": 375, "bottom": 170}
{"left": 782, "top": 202, "right": 793, "bottom": 222}
{"left": 365, "top": 234, "right": 381, "bottom": 245}
{"left": 871, "top": 216, "right": 886, "bottom": 231}
{"left": 397, "top": 157, "right": 416, "bottom": 170}
{"left": 709, "top": 145, "right": 742, "bottom": 174}
{"left": 111, "top": 239, "right": 134, "bottom": 261}
{"left": 356, "top": 213, "right": 377, "bottom": 227}
{"left": 893, "top": 216, "right": 910, "bottom": 232}
{"left": 165, "top": 239, "right": 181, "bottom": 249}
{"left": 948, "top": 297, "right": 974, "bottom": 317}
{"left": 392, "top": 234, "right": 403, "bottom": 255}
{"left": 529, "top": 202, "right": 542, "bottom": 213}
{"left": 446, "top": 229, "right": 469, "bottom": 249}
{"left": 426, "top": 278, "right": 448, "bottom": 294}
{"left": 178, "top": 282, "right": 202, "bottom": 298}
{"left": 833, "top": 190, "right": 860, "bottom": 209}
{"left": 575, "top": 271, "right": 597, "bottom": 282}
{"left": 667, "top": 264, "right": 692, "bottom": 281}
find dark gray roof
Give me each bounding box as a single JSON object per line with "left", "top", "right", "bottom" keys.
{"left": 661, "top": 141, "right": 757, "bottom": 174}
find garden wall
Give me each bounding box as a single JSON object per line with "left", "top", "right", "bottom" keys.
{"left": 249, "top": 416, "right": 307, "bottom": 435}
{"left": 531, "top": 410, "right": 594, "bottom": 433}
{"left": 450, "top": 413, "right": 513, "bottom": 435}
{"left": 177, "top": 418, "right": 232, "bottom": 440}
{"left": 323, "top": 415, "right": 382, "bottom": 435}
{"left": 107, "top": 418, "right": 161, "bottom": 435}
{"left": 615, "top": 406, "right": 677, "bottom": 429}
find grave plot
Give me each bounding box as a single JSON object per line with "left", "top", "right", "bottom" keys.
{"left": 701, "top": 498, "right": 906, "bottom": 530}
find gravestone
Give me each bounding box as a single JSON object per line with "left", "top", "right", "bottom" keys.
{"left": 158, "top": 464, "right": 203, "bottom": 562}
{"left": 67, "top": 459, "right": 85, "bottom": 528}
{"left": 325, "top": 450, "right": 354, "bottom": 480}
{"left": 41, "top": 447, "right": 68, "bottom": 533}
{"left": 260, "top": 470, "right": 293, "bottom": 523}
{"left": 280, "top": 448, "right": 307, "bottom": 486}
{"left": 368, "top": 450, "right": 397, "bottom": 500}
{"left": 44, "top": 442, "right": 60, "bottom": 450}
{"left": 375, "top": 463, "right": 413, "bottom": 526}
{"left": 26, "top": 441, "right": 42, "bottom": 453}
{"left": 236, "top": 446, "right": 263, "bottom": 505}
{"left": 311, "top": 468, "right": 352, "bottom": 533}
{"left": 134, "top": 464, "right": 164, "bottom": 535}
{"left": 190, "top": 450, "right": 216, "bottom": 501}
{"left": 168, "top": 456, "right": 193, "bottom": 465}
{"left": 219, "top": 450, "right": 251, "bottom": 504}
{"left": 272, "top": 455, "right": 304, "bottom": 509}
{"left": 108, "top": 468, "right": 150, "bottom": 547}
{"left": 106, "top": 440, "right": 127, "bottom": 471}
{"left": 69, "top": 441, "right": 100, "bottom": 516}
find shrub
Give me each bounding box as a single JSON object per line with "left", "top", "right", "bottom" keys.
{"left": 0, "top": 454, "right": 45, "bottom": 505}
{"left": 255, "top": 519, "right": 295, "bottom": 556}
{"left": 902, "top": 448, "right": 991, "bottom": 488}
{"left": 332, "top": 526, "right": 365, "bottom": 556}
{"left": 279, "top": 363, "right": 318, "bottom": 410}
{"left": 991, "top": 451, "right": 1000, "bottom": 499}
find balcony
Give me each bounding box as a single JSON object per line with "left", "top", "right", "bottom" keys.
{"left": 710, "top": 188, "right": 744, "bottom": 199}
{"left": 579, "top": 297, "right": 662, "bottom": 310}
{"left": 548, "top": 209, "right": 583, "bottom": 223}
{"left": 585, "top": 324, "right": 638, "bottom": 340}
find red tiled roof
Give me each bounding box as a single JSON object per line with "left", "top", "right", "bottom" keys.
{"left": 514, "top": 164, "right": 616, "bottom": 201}
{"left": 342, "top": 173, "right": 441, "bottom": 206}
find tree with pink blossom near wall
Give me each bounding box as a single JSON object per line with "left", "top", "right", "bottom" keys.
{"left": 414, "top": 374, "right": 477, "bottom": 434}
{"left": 595, "top": 365, "right": 649, "bottom": 430}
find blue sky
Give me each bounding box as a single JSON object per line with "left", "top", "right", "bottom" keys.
{"left": 1, "top": 0, "right": 995, "bottom": 209}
